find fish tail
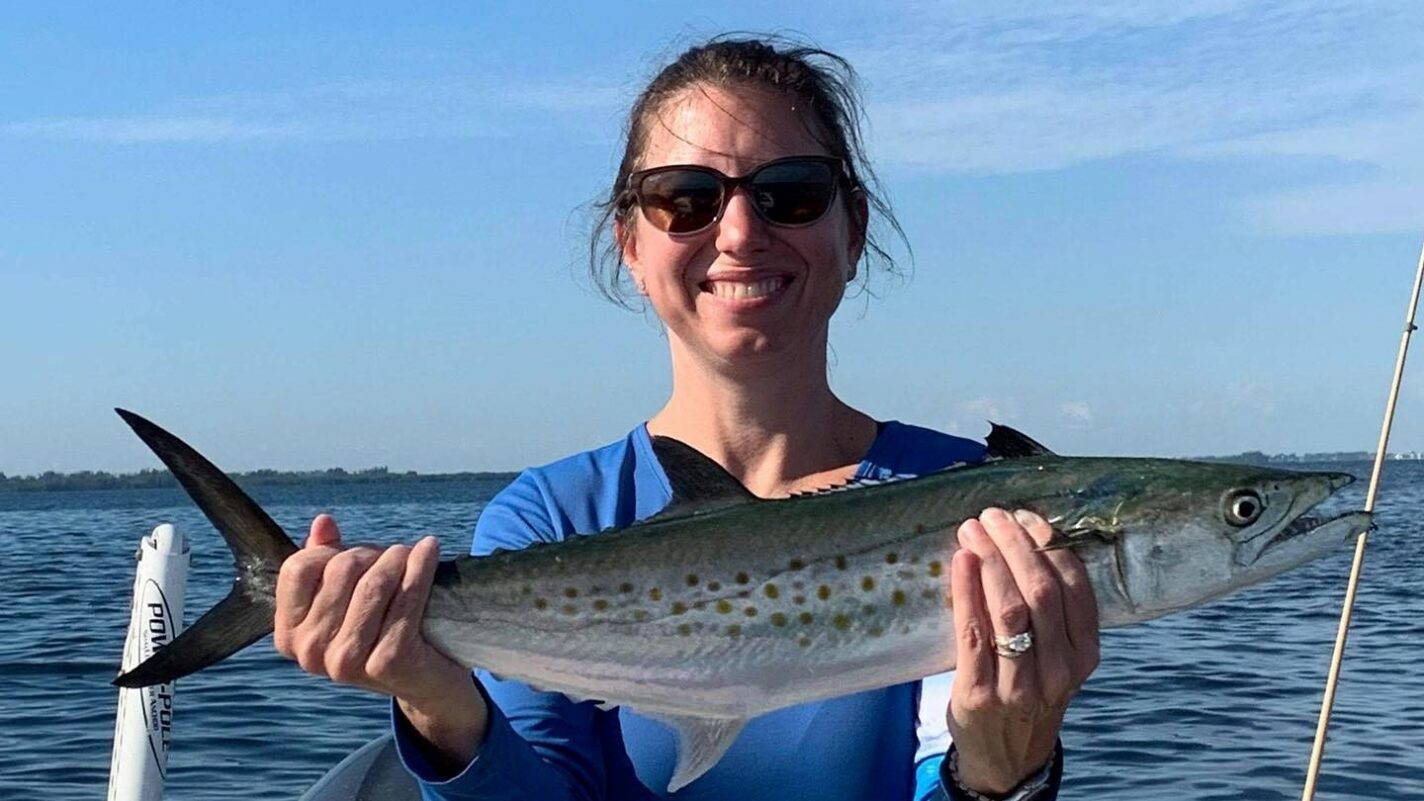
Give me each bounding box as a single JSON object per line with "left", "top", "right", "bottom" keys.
{"left": 112, "top": 409, "right": 298, "bottom": 688}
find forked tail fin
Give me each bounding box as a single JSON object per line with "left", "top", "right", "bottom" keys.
{"left": 112, "top": 409, "right": 299, "bottom": 688}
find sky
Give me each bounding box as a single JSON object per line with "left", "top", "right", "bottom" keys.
{"left": 3, "top": 1, "right": 1423, "bottom": 475}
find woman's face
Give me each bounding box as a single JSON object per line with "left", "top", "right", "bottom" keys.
{"left": 620, "top": 84, "right": 867, "bottom": 374}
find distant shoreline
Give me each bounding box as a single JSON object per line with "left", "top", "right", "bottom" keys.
{"left": 5, "top": 450, "right": 1406, "bottom": 493}
{"left": 0, "top": 467, "right": 519, "bottom": 493}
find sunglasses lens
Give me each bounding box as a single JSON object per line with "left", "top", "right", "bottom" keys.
{"left": 751, "top": 160, "right": 837, "bottom": 225}
{"left": 637, "top": 169, "right": 724, "bottom": 233}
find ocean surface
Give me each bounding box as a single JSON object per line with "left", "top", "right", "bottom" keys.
{"left": 1, "top": 464, "right": 1420, "bottom": 800}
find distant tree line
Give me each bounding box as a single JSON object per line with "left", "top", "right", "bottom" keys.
{"left": 1196, "top": 451, "right": 1378, "bottom": 465}
{"left": 0, "top": 466, "right": 517, "bottom": 493}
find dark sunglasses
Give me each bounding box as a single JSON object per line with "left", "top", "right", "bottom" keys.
{"left": 621, "top": 156, "right": 851, "bottom": 234}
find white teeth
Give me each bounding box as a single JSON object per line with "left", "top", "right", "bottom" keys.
{"left": 707, "top": 277, "right": 786, "bottom": 299}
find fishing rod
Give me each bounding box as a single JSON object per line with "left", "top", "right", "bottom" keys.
{"left": 1299, "top": 238, "right": 1424, "bottom": 801}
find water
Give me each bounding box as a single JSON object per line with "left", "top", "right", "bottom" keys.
{"left": 1, "top": 466, "right": 1420, "bottom": 800}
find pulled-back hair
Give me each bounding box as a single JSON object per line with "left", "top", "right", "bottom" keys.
{"left": 588, "top": 34, "right": 909, "bottom": 308}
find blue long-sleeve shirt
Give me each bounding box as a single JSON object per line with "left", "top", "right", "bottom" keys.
{"left": 394, "top": 421, "right": 1061, "bottom": 799}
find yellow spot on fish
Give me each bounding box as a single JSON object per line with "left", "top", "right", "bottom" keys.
{"left": 928, "top": 561, "right": 943, "bottom": 577}
{"left": 799, "top": 636, "right": 812, "bottom": 648}
{"left": 534, "top": 598, "right": 548, "bottom": 610}
{"left": 619, "top": 582, "right": 634, "bottom": 594}
{"left": 686, "top": 574, "right": 699, "bottom": 587}
{"left": 564, "top": 587, "right": 578, "bottom": 599}
{"left": 892, "top": 590, "right": 907, "bottom": 607}
{"left": 716, "top": 600, "right": 733, "bottom": 614}
{"left": 649, "top": 588, "right": 663, "bottom": 602}
{"left": 799, "top": 612, "right": 814, "bottom": 625}
{"left": 744, "top": 607, "right": 758, "bottom": 617}
{"left": 736, "top": 572, "right": 750, "bottom": 584}
{"left": 885, "top": 552, "right": 899, "bottom": 565}
{"left": 833, "top": 614, "right": 851, "bottom": 630}
{"left": 726, "top": 624, "right": 741, "bottom": 637}
{"left": 593, "top": 599, "right": 609, "bottom": 611}
{"left": 678, "top": 623, "right": 692, "bottom": 636}
{"left": 770, "top": 612, "right": 788, "bottom": 627}
{"left": 561, "top": 604, "right": 577, "bottom": 615}
{"left": 817, "top": 585, "right": 831, "bottom": 601}
{"left": 765, "top": 584, "right": 780, "bottom": 599}
{"left": 861, "top": 577, "right": 876, "bottom": 592}
{"left": 671, "top": 602, "right": 688, "bottom": 615}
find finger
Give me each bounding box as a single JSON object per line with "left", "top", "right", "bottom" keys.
{"left": 306, "top": 514, "right": 343, "bottom": 548}
{"left": 986, "top": 509, "right": 1067, "bottom": 641}
{"left": 950, "top": 543, "right": 995, "bottom": 716}
{"left": 369, "top": 536, "right": 442, "bottom": 678}
{"left": 993, "top": 509, "right": 1074, "bottom": 702}
{"left": 327, "top": 544, "right": 411, "bottom": 684}
{"left": 275, "top": 548, "right": 339, "bottom": 654}
{"left": 293, "top": 548, "right": 381, "bottom": 673}
{"left": 959, "top": 513, "right": 1038, "bottom": 703}
{"left": 1034, "top": 526, "right": 1101, "bottom": 679}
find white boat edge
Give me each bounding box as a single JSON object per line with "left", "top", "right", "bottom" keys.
{"left": 299, "top": 734, "right": 419, "bottom": 801}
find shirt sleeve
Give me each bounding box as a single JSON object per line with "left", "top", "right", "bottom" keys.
{"left": 389, "top": 473, "right": 610, "bottom": 801}
{"left": 913, "top": 671, "right": 955, "bottom": 801}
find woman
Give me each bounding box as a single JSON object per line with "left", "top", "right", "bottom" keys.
{"left": 274, "top": 37, "right": 1099, "bottom": 800}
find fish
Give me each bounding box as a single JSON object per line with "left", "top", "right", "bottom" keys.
{"left": 110, "top": 409, "right": 1370, "bottom": 792}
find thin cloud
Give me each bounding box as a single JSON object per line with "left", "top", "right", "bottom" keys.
{"left": 856, "top": 1, "right": 1422, "bottom": 234}
{"left": 1, "top": 75, "right": 623, "bottom": 144}
{"left": 2, "top": 116, "right": 309, "bottom": 143}
{"left": 1189, "top": 380, "right": 1279, "bottom": 418}
{"left": 1060, "top": 401, "right": 1094, "bottom": 428}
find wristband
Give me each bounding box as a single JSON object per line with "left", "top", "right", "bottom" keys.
{"left": 942, "top": 743, "right": 1057, "bottom": 801}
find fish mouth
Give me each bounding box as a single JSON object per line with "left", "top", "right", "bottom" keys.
{"left": 1244, "top": 507, "right": 1372, "bottom": 570}
{"left": 1261, "top": 508, "right": 1368, "bottom": 553}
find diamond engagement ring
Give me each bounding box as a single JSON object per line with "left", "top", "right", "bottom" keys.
{"left": 993, "top": 631, "right": 1034, "bottom": 658}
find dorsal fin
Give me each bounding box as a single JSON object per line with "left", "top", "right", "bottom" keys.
{"left": 985, "top": 422, "right": 1056, "bottom": 459}
{"left": 650, "top": 436, "right": 757, "bottom": 515}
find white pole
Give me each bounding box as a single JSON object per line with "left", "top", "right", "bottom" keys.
{"left": 107, "top": 524, "right": 190, "bottom": 801}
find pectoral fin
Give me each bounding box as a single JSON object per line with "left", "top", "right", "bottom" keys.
{"left": 654, "top": 714, "right": 748, "bottom": 792}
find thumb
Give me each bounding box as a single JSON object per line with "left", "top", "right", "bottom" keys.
{"left": 306, "top": 513, "right": 343, "bottom": 549}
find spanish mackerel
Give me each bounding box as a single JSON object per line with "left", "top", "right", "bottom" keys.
{"left": 110, "top": 409, "right": 1369, "bottom": 791}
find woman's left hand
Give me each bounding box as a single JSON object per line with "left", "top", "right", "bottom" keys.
{"left": 947, "top": 507, "right": 1100, "bottom": 795}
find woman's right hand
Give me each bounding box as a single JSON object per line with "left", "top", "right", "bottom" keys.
{"left": 274, "top": 514, "right": 488, "bottom": 770}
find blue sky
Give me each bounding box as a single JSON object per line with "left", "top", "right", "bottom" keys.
{"left": 3, "top": 2, "right": 1422, "bottom": 475}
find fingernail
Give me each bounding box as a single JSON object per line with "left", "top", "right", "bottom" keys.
{"left": 982, "top": 507, "right": 1007, "bottom": 522}
{"left": 1013, "top": 509, "right": 1041, "bottom": 528}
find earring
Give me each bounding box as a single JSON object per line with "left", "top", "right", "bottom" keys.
{"left": 636, "top": 277, "right": 647, "bottom": 294}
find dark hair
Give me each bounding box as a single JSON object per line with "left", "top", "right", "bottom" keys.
{"left": 587, "top": 34, "right": 909, "bottom": 309}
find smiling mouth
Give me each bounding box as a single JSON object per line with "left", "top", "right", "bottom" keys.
{"left": 700, "top": 276, "right": 790, "bottom": 300}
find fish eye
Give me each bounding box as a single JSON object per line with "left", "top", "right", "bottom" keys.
{"left": 1222, "top": 490, "right": 1264, "bottom": 527}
